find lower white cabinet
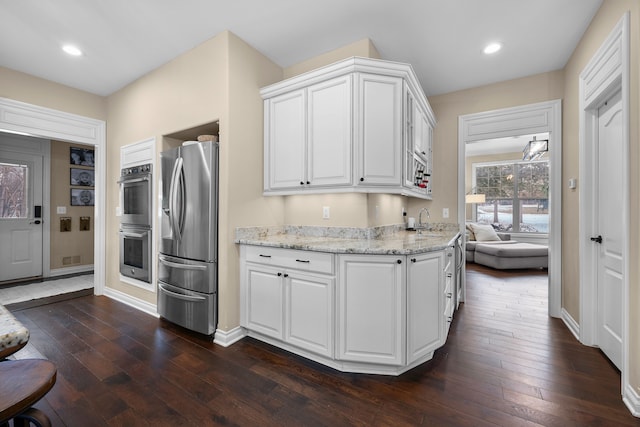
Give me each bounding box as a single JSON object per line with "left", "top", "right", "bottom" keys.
{"left": 239, "top": 240, "right": 457, "bottom": 375}
{"left": 407, "top": 252, "right": 443, "bottom": 364}
{"left": 285, "top": 272, "right": 334, "bottom": 357}
{"left": 337, "top": 254, "right": 405, "bottom": 366}
{"left": 240, "top": 246, "right": 334, "bottom": 358}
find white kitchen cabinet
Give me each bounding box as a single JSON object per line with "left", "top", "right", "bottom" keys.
{"left": 240, "top": 246, "right": 335, "bottom": 358}
{"left": 261, "top": 57, "right": 436, "bottom": 199}
{"left": 337, "top": 254, "right": 405, "bottom": 366}
{"left": 442, "top": 246, "right": 456, "bottom": 340}
{"left": 243, "top": 263, "right": 284, "bottom": 339}
{"left": 265, "top": 75, "right": 352, "bottom": 191}
{"left": 285, "top": 272, "right": 334, "bottom": 357}
{"left": 407, "top": 252, "right": 443, "bottom": 364}
{"left": 266, "top": 89, "right": 306, "bottom": 190}
{"left": 356, "top": 73, "right": 403, "bottom": 187}
{"left": 307, "top": 75, "right": 353, "bottom": 187}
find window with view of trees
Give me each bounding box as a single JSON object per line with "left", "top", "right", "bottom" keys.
{"left": 0, "top": 162, "right": 28, "bottom": 219}
{"left": 473, "top": 160, "right": 549, "bottom": 233}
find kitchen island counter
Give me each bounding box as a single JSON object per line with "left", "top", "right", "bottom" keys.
{"left": 235, "top": 224, "right": 460, "bottom": 255}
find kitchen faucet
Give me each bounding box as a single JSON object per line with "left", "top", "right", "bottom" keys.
{"left": 417, "top": 207, "right": 430, "bottom": 234}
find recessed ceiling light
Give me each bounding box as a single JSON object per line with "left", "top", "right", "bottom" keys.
{"left": 62, "top": 44, "right": 83, "bottom": 56}
{"left": 483, "top": 42, "right": 502, "bottom": 55}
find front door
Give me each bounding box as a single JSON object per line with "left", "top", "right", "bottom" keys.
{"left": 0, "top": 150, "right": 44, "bottom": 282}
{"left": 595, "top": 90, "right": 623, "bottom": 370}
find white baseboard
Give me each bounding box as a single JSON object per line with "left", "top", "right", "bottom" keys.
{"left": 561, "top": 308, "right": 580, "bottom": 341}
{"left": 623, "top": 383, "right": 640, "bottom": 417}
{"left": 213, "top": 326, "right": 246, "bottom": 347}
{"left": 49, "top": 264, "right": 94, "bottom": 277}
{"left": 103, "top": 287, "right": 159, "bottom": 318}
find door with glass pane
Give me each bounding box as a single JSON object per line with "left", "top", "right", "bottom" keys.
{"left": 0, "top": 151, "right": 43, "bottom": 282}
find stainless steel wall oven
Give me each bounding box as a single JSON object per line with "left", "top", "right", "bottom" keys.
{"left": 118, "top": 163, "right": 153, "bottom": 283}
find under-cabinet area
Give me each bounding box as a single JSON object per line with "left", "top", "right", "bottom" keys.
{"left": 237, "top": 226, "right": 460, "bottom": 375}
{"left": 260, "top": 57, "right": 435, "bottom": 199}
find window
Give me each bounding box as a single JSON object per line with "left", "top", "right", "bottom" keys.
{"left": 0, "top": 162, "right": 28, "bottom": 219}
{"left": 473, "top": 160, "right": 549, "bottom": 233}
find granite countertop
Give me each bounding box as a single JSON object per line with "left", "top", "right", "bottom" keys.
{"left": 235, "top": 224, "right": 460, "bottom": 255}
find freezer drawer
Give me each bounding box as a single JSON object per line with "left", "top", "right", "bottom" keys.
{"left": 158, "top": 253, "right": 217, "bottom": 294}
{"left": 157, "top": 281, "right": 217, "bottom": 335}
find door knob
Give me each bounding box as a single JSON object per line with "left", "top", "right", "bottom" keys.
{"left": 590, "top": 235, "right": 603, "bottom": 244}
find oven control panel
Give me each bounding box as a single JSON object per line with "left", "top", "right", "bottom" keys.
{"left": 121, "top": 163, "right": 152, "bottom": 176}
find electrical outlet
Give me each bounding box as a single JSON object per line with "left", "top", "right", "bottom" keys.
{"left": 322, "top": 206, "right": 330, "bottom": 219}
{"left": 442, "top": 208, "right": 449, "bottom": 219}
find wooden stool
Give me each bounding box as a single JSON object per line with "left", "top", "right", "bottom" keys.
{"left": 0, "top": 359, "right": 57, "bottom": 427}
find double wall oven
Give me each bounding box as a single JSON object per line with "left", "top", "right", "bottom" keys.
{"left": 118, "top": 163, "right": 152, "bottom": 283}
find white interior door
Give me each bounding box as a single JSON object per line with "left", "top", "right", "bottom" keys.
{"left": 0, "top": 150, "right": 44, "bottom": 282}
{"left": 595, "top": 90, "right": 623, "bottom": 370}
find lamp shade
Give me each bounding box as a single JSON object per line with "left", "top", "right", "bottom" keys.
{"left": 465, "top": 194, "right": 486, "bottom": 204}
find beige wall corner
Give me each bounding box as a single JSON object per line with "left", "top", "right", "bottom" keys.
{"left": 284, "top": 38, "right": 381, "bottom": 79}
{"left": 562, "top": 0, "right": 640, "bottom": 393}
{"left": 221, "top": 32, "right": 284, "bottom": 331}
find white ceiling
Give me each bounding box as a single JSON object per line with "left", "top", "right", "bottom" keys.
{"left": 0, "top": 0, "right": 602, "bottom": 97}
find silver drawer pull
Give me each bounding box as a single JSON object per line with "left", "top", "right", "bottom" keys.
{"left": 159, "top": 258, "right": 207, "bottom": 270}
{"left": 159, "top": 283, "right": 206, "bottom": 302}
{"left": 295, "top": 259, "right": 310, "bottom": 263}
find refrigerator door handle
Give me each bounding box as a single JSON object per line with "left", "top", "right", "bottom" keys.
{"left": 159, "top": 257, "right": 207, "bottom": 271}
{"left": 159, "top": 283, "right": 206, "bottom": 302}
{"left": 169, "top": 157, "right": 184, "bottom": 241}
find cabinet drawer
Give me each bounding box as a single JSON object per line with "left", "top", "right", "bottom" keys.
{"left": 244, "top": 245, "right": 334, "bottom": 275}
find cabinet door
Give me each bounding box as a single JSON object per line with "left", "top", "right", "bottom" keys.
{"left": 285, "top": 272, "right": 334, "bottom": 357}
{"left": 267, "top": 90, "right": 306, "bottom": 190}
{"left": 244, "top": 263, "right": 284, "bottom": 339}
{"left": 307, "top": 76, "right": 352, "bottom": 187}
{"left": 337, "top": 254, "right": 405, "bottom": 365}
{"left": 356, "top": 73, "right": 403, "bottom": 186}
{"left": 407, "top": 252, "right": 442, "bottom": 363}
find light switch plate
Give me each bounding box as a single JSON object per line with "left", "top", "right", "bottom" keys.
{"left": 322, "top": 206, "right": 330, "bottom": 219}
{"left": 442, "top": 208, "right": 449, "bottom": 219}
{"left": 57, "top": 206, "right": 66, "bottom": 214}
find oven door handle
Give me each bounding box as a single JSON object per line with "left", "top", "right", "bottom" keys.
{"left": 119, "top": 230, "right": 149, "bottom": 239}
{"left": 159, "top": 258, "right": 207, "bottom": 271}
{"left": 117, "top": 176, "right": 149, "bottom": 184}
{"left": 159, "top": 283, "right": 206, "bottom": 302}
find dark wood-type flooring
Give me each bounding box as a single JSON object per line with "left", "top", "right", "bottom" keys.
{"left": 6, "top": 264, "right": 639, "bottom": 426}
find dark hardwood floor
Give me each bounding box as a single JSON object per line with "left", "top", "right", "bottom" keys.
{"left": 7, "top": 264, "right": 638, "bottom": 426}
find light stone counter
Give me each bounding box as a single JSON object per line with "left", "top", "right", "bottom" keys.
{"left": 235, "top": 224, "right": 460, "bottom": 255}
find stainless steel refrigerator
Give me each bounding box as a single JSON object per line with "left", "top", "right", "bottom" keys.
{"left": 158, "top": 141, "right": 218, "bottom": 335}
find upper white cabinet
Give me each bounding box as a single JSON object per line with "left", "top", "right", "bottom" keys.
{"left": 261, "top": 57, "right": 436, "bottom": 199}
{"left": 356, "top": 73, "right": 403, "bottom": 187}
{"left": 265, "top": 75, "right": 352, "bottom": 191}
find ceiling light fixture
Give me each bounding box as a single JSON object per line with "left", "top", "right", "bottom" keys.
{"left": 522, "top": 136, "right": 549, "bottom": 161}
{"left": 62, "top": 44, "right": 83, "bottom": 56}
{"left": 483, "top": 42, "right": 502, "bottom": 55}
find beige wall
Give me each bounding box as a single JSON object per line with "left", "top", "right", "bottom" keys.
{"left": 561, "top": 0, "right": 640, "bottom": 390}
{"left": 0, "top": 66, "right": 106, "bottom": 120}
{"left": 106, "top": 31, "right": 283, "bottom": 331}
{"left": 283, "top": 38, "right": 380, "bottom": 79}
{"left": 50, "top": 141, "right": 95, "bottom": 269}
{"left": 423, "top": 70, "right": 564, "bottom": 229}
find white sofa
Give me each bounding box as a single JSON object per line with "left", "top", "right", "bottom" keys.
{"left": 465, "top": 223, "right": 548, "bottom": 270}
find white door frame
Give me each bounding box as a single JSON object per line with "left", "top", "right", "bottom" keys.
{"left": 579, "top": 12, "right": 631, "bottom": 404}
{"left": 458, "top": 99, "right": 562, "bottom": 318}
{"left": 0, "top": 97, "right": 106, "bottom": 296}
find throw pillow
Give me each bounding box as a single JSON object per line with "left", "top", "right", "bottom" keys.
{"left": 468, "top": 223, "right": 501, "bottom": 242}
